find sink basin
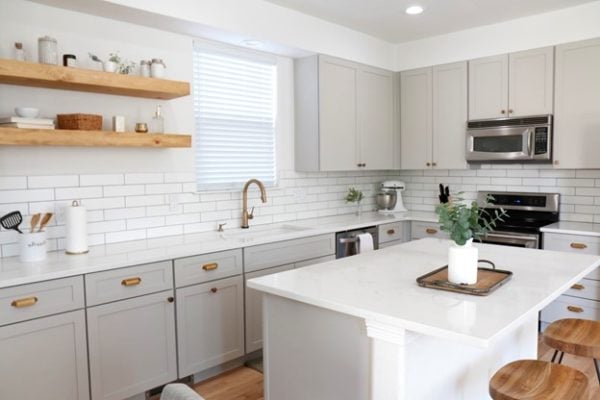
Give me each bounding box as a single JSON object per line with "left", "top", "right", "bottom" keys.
{"left": 220, "top": 224, "right": 311, "bottom": 243}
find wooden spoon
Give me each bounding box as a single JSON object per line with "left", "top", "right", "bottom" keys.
{"left": 30, "top": 213, "right": 41, "bottom": 233}
{"left": 38, "top": 212, "right": 53, "bottom": 232}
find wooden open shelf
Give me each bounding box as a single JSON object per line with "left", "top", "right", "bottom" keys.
{"left": 0, "top": 127, "right": 191, "bottom": 148}
{"left": 0, "top": 59, "right": 190, "bottom": 100}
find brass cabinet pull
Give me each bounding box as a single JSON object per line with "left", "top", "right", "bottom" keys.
{"left": 570, "top": 242, "right": 588, "bottom": 250}
{"left": 121, "top": 277, "right": 142, "bottom": 287}
{"left": 202, "top": 262, "right": 219, "bottom": 271}
{"left": 387, "top": 229, "right": 396, "bottom": 235}
{"left": 426, "top": 162, "right": 431, "bottom": 167}
{"left": 425, "top": 228, "right": 438, "bottom": 234}
{"left": 508, "top": 109, "right": 514, "bottom": 114}
{"left": 432, "top": 162, "right": 437, "bottom": 167}
{"left": 11, "top": 296, "right": 38, "bottom": 308}
{"left": 567, "top": 305, "right": 584, "bottom": 313}
{"left": 501, "top": 109, "right": 506, "bottom": 114}
{"left": 167, "top": 296, "right": 174, "bottom": 303}
{"left": 210, "top": 287, "right": 218, "bottom": 293}
{"left": 571, "top": 284, "right": 585, "bottom": 291}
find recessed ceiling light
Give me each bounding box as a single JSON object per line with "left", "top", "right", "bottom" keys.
{"left": 405, "top": 5, "right": 424, "bottom": 15}
{"left": 242, "top": 39, "right": 263, "bottom": 47}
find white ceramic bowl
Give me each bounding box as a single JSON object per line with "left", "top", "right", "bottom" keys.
{"left": 15, "top": 107, "right": 40, "bottom": 118}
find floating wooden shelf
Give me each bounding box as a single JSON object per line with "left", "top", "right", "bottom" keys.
{"left": 0, "top": 127, "right": 191, "bottom": 148}
{"left": 0, "top": 59, "right": 190, "bottom": 100}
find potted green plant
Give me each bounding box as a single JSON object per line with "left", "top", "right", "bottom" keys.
{"left": 345, "top": 187, "right": 364, "bottom": 216}
{"left": 435, "top": 195, "right": 506, "bottom": 284}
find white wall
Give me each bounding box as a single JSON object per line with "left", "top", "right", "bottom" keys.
{"left": 394, "top": 1, "right": 600, "bottom": 70}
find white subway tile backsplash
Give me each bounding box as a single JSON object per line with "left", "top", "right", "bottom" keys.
{"left": 126, "top": 216, "right": 165, "bottom": 230}
{"left": 0, "top": 189, "right": 54, "bottom": 203}
{"left": 126, "top": 194, "right": 165, "bottom": 207}
{"left": 80, "top": 174, "right": 124, "bottom": 186}
{"left": 0, "top": 176, "right": 27, "bottom": 190}
{"left": 55, "top": 187, "right": 102, "bottom": 200}
{"left": 105, "top": 229, "right": 147, "bottom": 244}
{"left": 145, "top": 183, "right": 182, "bottom": 194}
{"left": 28, "top": 175, "right": 78, "bottom": 189}
{"left": 147, "top": 225, "right": 183, "bottom": 238}
{"left": 103, "top": 185, "right": 145, "bottom": 197}
{"left": 105, "top": 207, "right": 145, "bottom": 220}
{"left": 125, "top": 173, "right": 163, "bottom": 184}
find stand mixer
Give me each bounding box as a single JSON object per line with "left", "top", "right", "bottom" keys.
{"left": 376, "top": 180, "right": 408, "bottom": 213}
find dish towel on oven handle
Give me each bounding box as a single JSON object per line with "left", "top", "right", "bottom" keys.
{"left": 356, "top": 232, "right": 374, "bottom": 253}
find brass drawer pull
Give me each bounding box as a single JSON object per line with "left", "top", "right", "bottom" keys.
{"left": 121, "top": 277, "right": 142, "bottom": 287}
{"left": 210, "top": 287, "right": 218, "bottom": 293}
{"left": 567, "top": 305, "right": 584, "bottom": 313}
{"left": 11, "top": 296, "right": 38, "bottom": 308}
{"left": 571, "top": 284, "right": 585, "bottom": 291}
{"left": 387, "top": 229, "right": 396, "bottom": 235}
{"left": 425, "top": 228, "right": 438, "bottom": 234}
{"left": 570, "top": 243, "right": 588, "bottom": 250}
{"left": 167, "top": 296, "right": 174, "bottom": 303}
{"left": 202, "top": 263, "right": 219, "bottom": 271}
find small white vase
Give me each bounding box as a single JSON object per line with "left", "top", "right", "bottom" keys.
{"left": 103, "top": 61, "right": 117, "bottom": 73}
{"left": 448, "top": 239, "right": 478, "bottom": 285}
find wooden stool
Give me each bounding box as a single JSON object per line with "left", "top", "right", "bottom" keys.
{"left": 543, "top": 318, "right": 600, "bottom": 384}
{"left": 489, "top": 359, "right": 588, "bottom": 400}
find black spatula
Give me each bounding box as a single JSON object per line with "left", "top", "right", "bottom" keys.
{"left": 0, "top": 211, "right": 23, "bottom": 234}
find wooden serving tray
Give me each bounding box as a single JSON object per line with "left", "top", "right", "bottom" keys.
{"left": 416, "top": 260, "right": 512, "bottom": 296}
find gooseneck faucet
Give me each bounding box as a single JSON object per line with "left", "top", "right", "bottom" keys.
{"left": 241, "top": 179, "right": 267, "bottom": 229}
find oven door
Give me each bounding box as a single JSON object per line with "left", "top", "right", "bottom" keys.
{"left": 480, "top": 231, "right": 539, "bottom": 249}
{"left": 466, "top": 127, "right": 533, "bottom": 161}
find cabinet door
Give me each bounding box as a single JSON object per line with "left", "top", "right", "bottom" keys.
{"left": 318, "top": 56, "right": 358, "bottom": 171}
{"left": 554, "top": 38, "right": 600, "bottom": 169}
{"left": 176, "top": 276, "right": 244, "bottom": 376}
{"left": 468, "top": 54, "right": 509, "bottom": 119}
{"left": 400, "top": 67, "right": 432, "bottom": 169}
{"left": 357, "top": 66, "right": 395, "bottom": 170}
{"left": 432, "top": 61, "right": 468, "bottom": 170}
{"left": 245, "top": 264, "right": 294, "bottom": 353}
{"left": 87, "top": 290, "right": 177, "bottom": 400}
{"left": 509, "top": 47, "right": 554, "bottom": 117}
{"left": 0, "top": 310, "right": 89, "bottom": 400}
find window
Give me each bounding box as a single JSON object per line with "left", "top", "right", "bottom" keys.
{"left": 193, "top": 42, "right": 277, "bottom": 191}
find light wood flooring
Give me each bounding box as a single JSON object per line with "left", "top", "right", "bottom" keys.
{"left": 190, "top": 339, "right": 599, "bottom": 400}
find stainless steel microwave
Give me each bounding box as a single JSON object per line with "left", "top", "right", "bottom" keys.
{"left": 466, "top": 115, "right": 552, "bottom": 162}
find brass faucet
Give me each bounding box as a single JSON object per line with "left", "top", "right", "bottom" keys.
{"left": 241, "top": 179, "right": 267, "bottom": 229}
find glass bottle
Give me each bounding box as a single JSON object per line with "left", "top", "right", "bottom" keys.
{"left": 151, "top": 105, "right": 164, "bottom": 134}
{"left": 14, "top": 42, "right": 25, "bottom": 61}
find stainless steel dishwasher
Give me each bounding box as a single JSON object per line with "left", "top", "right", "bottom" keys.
{"left": 335, "top": 226, "right": 379, "bottom": 258}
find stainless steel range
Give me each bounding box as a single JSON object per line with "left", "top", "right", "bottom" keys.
{"left": 477, "top": 191, "right": 559, "bottom": 249}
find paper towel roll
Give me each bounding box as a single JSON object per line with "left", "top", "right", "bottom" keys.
{"left": 356, "top": 233, "right": 374, "bottom": 253}
{"left": 65, "top": 200, "right": 88, "bottom": 254}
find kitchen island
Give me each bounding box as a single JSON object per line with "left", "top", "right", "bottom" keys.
{"left": 248, "top": 238, "right": 600, "bottom": 400}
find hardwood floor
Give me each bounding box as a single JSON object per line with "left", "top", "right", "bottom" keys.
{"left": 194, "top": 367, "right": 264, "bottom": 400}
{"left": 192, "top": 340, "right": 599, "bottom": 400}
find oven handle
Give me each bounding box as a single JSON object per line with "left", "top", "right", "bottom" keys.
{"left": 482, "top": 232, "right": 539, "bottom": 248}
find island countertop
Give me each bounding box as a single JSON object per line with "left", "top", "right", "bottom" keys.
{"left": 248, "top": 238, "right": 600, "bottom": 348}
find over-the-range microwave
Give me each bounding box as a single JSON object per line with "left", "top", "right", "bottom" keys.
{"left": 466, "top": 115, "right": 552, "bottom": 162}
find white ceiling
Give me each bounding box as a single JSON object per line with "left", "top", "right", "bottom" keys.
{"left": 264, "top": 0, "right": 597, "bottom": 43}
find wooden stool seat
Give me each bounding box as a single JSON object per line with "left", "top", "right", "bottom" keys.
{"left": 543, "top": 318, "right": 600, "bottom": 359}
{"left": 489, "top": 360, "right": 589, "bottom": 400}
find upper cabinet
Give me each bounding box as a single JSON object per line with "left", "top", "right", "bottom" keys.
{"left": 468, "top": 47, "right": 554, "bottom": 119}
{"left": 400, "top": 62, "right": 467, "bottom": 170}
{"left": 554, "top": 38, "right": 600, "bottom": 169}
{"left": 295, "top": 55, "right": 397, "bottom": 171}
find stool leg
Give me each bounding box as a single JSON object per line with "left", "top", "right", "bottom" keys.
{"left": 595, "top": 359, "right": 600, "bottom": 385}
{"left": 558, "top": 352, "right": 565, "bottom": 364}
{"left": 551, "top": 349, "right": 559, "bottom": 363}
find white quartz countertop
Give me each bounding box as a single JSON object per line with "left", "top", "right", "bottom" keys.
{"left": 0, "top": 211, "right": 437, "bottom": 289}
{"left": 248, "top": 238, "right": 600, "bottom": 347}
{"left": 541, "top": 221, "right": 600, "bottom": 237}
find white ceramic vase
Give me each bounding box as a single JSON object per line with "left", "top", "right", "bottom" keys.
{"left": 103, "top": 61, "right": 117, "bottom": 73}
{"left": 448, "top": 238, "right": 478, "bottom": 285}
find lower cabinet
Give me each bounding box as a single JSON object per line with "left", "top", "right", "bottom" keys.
{"left": 0, "top": 310, "right": 89, "bottom": 400}
{"left": 176, "top": 276, "right": 245, "bottom": 377}
{"left": 245, "top": 264, "right": 295, "bottom": 353}
{"left": 87, "top": 290, "right": 177, "bottom": 400}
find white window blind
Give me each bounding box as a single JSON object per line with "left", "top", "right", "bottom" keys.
{"left": 193, "top": 43, "right": 277, "bottom": 191}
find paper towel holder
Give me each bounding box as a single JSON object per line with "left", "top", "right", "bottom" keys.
{"left": 65, "top": 200, "right": 90, "bottom": 255}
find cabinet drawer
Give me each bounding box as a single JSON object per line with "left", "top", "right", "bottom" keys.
{"left": 543, "top": 233, "right": 600, "bottom": 280}
{"left": 564, "top": 278, "right": 600, "bottom": 301}
{"left": 244, "top": 234, "right": 335, "bottom": 273}
{"left": 0, "top": 276, "right": 84, "bottom": 326}
{"left": 541, "top": 295, "right": 600, "bottom": 324}
{"left": 85, "top": 261, "right": 173, "bottom": 306}
{"left": 379, "top": 239, "right": 404, "bottom": 249}
{"left": 174, "top": 249, "right": 242, "bottom": 287}
{"left": 378, "top": 222, "right": 405, "bottom": 244}
{"left": 411, "top": 221, "right": 448, "bottom": 240}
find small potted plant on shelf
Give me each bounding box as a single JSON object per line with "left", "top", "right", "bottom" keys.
{"left": 435, "top": 194, "right": 507, "bottom": 285}
{"left": 89, "top": 52, "right": 135, "bottom": 74}
{"left": 345, "top": 187, "right": 364, "bottom": 216}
